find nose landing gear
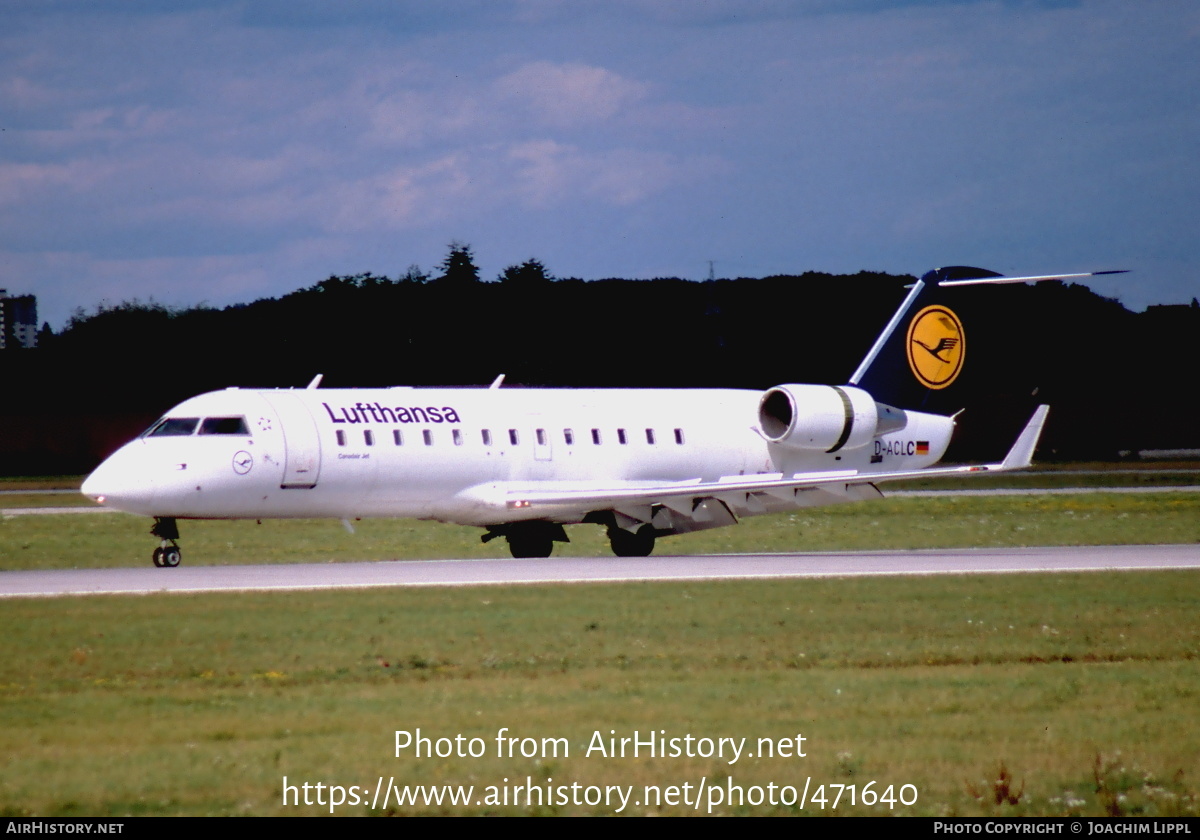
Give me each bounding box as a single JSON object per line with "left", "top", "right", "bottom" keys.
{"left": 152, "top": 544, "right": 182, "bottom": 567}
{"left": 150, "top": 517, "right": 182, "bottom": 568}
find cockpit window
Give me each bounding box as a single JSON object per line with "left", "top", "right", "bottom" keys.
{"left": 147, "top": 418, "right": 200, "bottom": 437}
{"left": 199, "top": 416, "right": 250, "bottom": 435}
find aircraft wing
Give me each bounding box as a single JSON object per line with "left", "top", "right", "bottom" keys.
{"left": 457, "top": 406, "right": 1050, "bottom": 527}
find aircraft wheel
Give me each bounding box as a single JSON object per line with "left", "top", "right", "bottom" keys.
{"left": 152, "top": 548, "right": 165, "bottom": 567}
{"left": 508, "top": 537, "right": 552, "bottom": 559}
{"left": 609, "top": 525, "right": 656, "bottom": 557}
{"left": 161, "top": 546, "right": 182, "bottom": 567}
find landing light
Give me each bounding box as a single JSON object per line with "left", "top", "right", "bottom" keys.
{"left": 507, "top": 500, "right": 531, "bottom": 509}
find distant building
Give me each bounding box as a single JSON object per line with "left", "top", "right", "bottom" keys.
{"left": 1145, "top": 298, "right": 1200, "bottom": 315}
{"left": 1143, "top": 298, "right": 1200, "bottom": 332}
{"left": 0, "top": 289, "right": 38, "bottom": 349}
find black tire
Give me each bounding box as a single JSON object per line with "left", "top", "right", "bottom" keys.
{"left": 152, "top": 547, "right": 165, "bottom": 568}
{"left": 161, "top": 546, "right": 182, "bottom": 567}
{"left": 609, "top": 525, "right": 656, "bottom": 557}
{"left": 508, "top": 537, "right": 552, "bottom": 559}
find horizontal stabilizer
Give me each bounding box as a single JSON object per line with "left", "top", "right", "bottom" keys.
{"left": 938, "top": 270, "right": 1128, "bottom": 287}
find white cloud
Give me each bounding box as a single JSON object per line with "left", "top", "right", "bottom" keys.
{"left": 496, "top": 61, "right": 650, "bottom": 129}
{"left": 2, "top": 1, "right": 1196, "bottom": 324}
{"left": 505, "top": 139, "right": 730, "bottom": 210}
{"left": 0, "top": 159, "right": 118, "bottom": 208}
{"left": 324, "top": 154, "right": 480, "bottom": 232}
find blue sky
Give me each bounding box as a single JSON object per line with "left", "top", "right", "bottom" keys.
{"left": 3, "top": 0, "right": 1197, "bottom": 328}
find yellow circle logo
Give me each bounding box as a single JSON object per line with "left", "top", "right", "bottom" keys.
{"left": 906, "top": 305, "right": 965, "bottom": 389}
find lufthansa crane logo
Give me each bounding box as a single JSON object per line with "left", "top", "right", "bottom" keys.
{"left": 906, "top": 305, "right": 965, "bottom": 389}
{"left": 232, "top": 451, "right": 254, "bottom": 476}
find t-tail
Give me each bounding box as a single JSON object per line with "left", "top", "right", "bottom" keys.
{"left": 847, "top": 265, "right": 1127, "bottom": 414}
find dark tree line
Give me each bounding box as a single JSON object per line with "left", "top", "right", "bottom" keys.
{"left": 2, "top": 245, "right": 1196, "bottom": 473}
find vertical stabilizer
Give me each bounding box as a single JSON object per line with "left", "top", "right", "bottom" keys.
{"left": 848, "top": 266, "right": 1124, "bottom": 413}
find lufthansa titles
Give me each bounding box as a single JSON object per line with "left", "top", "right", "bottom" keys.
{"left": 322, "top": 401, "right": 462, "bottom": 425}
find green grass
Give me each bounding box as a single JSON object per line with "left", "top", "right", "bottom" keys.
{"left": 5, "top": 461, "right": 1198, "bottom": 495}
{"left": 2, "top": 491, "right": 1198, "bottom": 570}
{"left": 2, "top": 486, "right": 1198, "bottom": 816}
{"left": 1, "top": 573, "right": 1197, "bottom": 816}
{"left": 0, "top": 477, "right": 84, "bottom": 492}
{"left": 0, "top": 493, "right": 94, "bottom": 508}
{"left": 891, "top": 466, "right": 1200, "bottom": 490}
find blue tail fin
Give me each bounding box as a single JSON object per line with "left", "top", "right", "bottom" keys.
{"left": 849, "top": 266, "right": 1125, "bottom": 413}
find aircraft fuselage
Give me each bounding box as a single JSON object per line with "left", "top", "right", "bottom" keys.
{"left": 82, "top": 385, "right": 952, "bottom": 527}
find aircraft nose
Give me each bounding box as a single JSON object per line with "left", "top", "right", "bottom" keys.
{"left": 81, "top": 446, "right": 160, "bottom": 513}
{"left": 80, "top": 466, "right": 112, "bottom": 504}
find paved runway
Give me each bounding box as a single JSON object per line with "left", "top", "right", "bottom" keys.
{"left": 2, "top": 544, "right": 1197, "bottom": 598}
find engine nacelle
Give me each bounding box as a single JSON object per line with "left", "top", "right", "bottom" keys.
{"left": 758, "top": 384, "right": 907, "bottom": 453}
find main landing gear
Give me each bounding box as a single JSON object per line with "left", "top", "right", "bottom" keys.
{"left": 151, "top": 517, "right": 182, "bottom": 568}
{"left": 482, "top": 521, "right": 569, "bottom": 559}
{"left": 607, "top": 524, "right": 657, "bottom": 558}
{"left": 483, "top": 519, "right": 660, "bottom": 558}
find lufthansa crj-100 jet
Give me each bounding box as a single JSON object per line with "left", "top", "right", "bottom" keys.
{"left": 81, "top": 267, "right": 1120, "bottom": 566}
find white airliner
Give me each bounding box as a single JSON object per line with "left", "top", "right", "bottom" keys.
{"left": 81, "top": 266, "right": 1120, "bottom": 566}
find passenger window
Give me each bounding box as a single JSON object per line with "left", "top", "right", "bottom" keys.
{"left": 645, "top": 429, "right": 656, "bottom": 445}
{"left": 393, "top": 429, "right": 403, "bottom": 445}
{"left": 147, "top": 418, "right": 199, "bottom": 437}
{"left": 423, "top": 430, "right": 433, "bottom": 446}
{"left": 364, "top": 430, "right": 374, "bottom": 446}
{"left": 674, "top": 428, "right": 685, "bottom": 445}
{"left": 482, "top": 429, "right": 492, "bottom": 446}
{"left": 509, "top": 429, "right": 519, "bottom": 446}
{"left": 563, "top": 429, "right": 574, "bottom": 445}
{"left": 336, "top": 430, "right": 346, "bottom": 447}
{"left": 617, "top": 428, "right": 627, "bottom": 445}
{"left": 536, "top": 429, "right": 547, "bottom": 446}
{"left": 452, "top": 429, "right": 463, "bottom": 446}
{"left": 591, "top": 429, "right": 602, "bottom": 445}
{"left": 198, "top": 416, "right": 249, "bottom": 435}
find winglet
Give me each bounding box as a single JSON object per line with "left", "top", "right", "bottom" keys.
{"left": 306, "top": 374, "right": 324, "bottom": 390}
{"left": 1001, "top": 405, "right": 1050, "bottom": 470}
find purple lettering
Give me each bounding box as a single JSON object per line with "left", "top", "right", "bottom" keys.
{"left": 320, "top": 401, "right": 463, "bottom": 425}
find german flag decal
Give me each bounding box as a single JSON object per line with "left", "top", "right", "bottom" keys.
{"left": 916, "top": 441, "right": 929, "bottom": 455}
{"left": 906, "top": 305, "right": 965, "bottom": 389}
